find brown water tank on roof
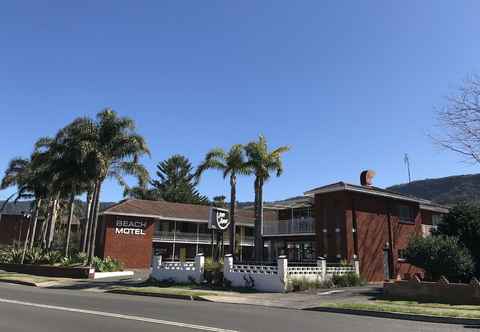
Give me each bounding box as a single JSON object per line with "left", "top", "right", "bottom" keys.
{"left": 360, "top": 170, "right": 376, "bottom": 186}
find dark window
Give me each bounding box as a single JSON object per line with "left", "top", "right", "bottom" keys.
{"left": 398, "top": 249, "right": 407, "bottom": 260}
{"left": 398, "top": 205, "right": 414, "bottom": 224}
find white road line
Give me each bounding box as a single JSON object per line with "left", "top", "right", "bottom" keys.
{"left": 0, "top": 297, "right": 238, "bottom": 332}
{"left": 317, "top": 290, "right": 344, "bottom": 296}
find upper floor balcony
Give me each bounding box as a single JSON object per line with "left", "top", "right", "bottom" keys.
{"left": 153, "top": 231, "right": 254, "bottom": 246}
{"left": 263, "top": 217, "right": 316, "bottom": 236}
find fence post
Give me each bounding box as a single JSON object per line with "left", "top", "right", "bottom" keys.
{"left": 277, "top": 255, "right": 288, "bottom": 292}
{"left": 353, "top": 257, "right": 360, "bottom": 276}
{"left": 195, "top": 253, "right": 205, "bottom": 282}
{"left": 317, "top": 256, "right": 326, "bottom": 280}
{"left": 224, "top": 254, "right": 233, "bottom": 275}
{"left": 153, "top": 255, "right": 162, "bottom": 272}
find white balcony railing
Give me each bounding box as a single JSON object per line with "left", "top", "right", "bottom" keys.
{"left": 263, "top": 217, "right": 315, "bottom": 235}
{"left": 153, "top": 231, "right": 254, "bottom": 246}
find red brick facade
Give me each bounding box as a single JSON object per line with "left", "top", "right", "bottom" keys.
{"left": 100, "top": 214, "right": 156, "bottom": 269}
{"left": 314, "top": 190, "right": 435, "bottom": 282}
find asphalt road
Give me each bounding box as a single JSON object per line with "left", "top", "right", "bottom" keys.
{"left": 0, "top": 283, "right": 469, "bottom": 332}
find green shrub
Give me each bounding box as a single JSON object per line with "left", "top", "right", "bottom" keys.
{"left": 404, "top": 235, "right": 474, "bottom": 282}
{"left": 204, "top": 257, "right": 224, "bottom": 285}
{"left": 92, "top": 256, "right": 123, "bottom": 272}
{"left": 331, "top": 272, "right": 366, "bottom": 288}
{"left": 287, "top": 277, "right": 334, "bottom": 292}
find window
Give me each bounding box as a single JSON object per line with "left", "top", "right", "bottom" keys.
{"left": 398, "top": 249, "right": 407, "bottom": 261}
{"left": 398, "top": 205, "right": 414, "bottom": 224}
{"left": 432, "top": 214, "right": 443, "bottom": 231}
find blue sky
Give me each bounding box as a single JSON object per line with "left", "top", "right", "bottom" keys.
{"left": 1, "top": 1, "right": 479, "bottom": 203}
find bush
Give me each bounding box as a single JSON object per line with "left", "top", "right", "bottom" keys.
{"left": 331, "top": 272, "right": 366, "bottom": 288}
{"left": 92, "top": 256, "right": 123, "bottom": 272}
{"left": 434, "top": 204, "right": 480, "bottom": 275}
{"left": 287, "top": 277, "right": 334, "bottom": 292}
{"left": 203, "top": 257, "right": 224, "bottom": 286}
{"left": 405, "top": 235, "right": 474, "bottom": 282}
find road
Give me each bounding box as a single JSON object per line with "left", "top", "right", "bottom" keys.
{"left": 0, "top": 283, "right": 468, "bottom": 332}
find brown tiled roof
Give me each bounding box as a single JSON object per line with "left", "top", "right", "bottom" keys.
{"left": 100, "top": 199, "right": 276, "bottom": 226}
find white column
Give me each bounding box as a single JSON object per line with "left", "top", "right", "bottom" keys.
{"left": 277, "top": 255, "right": 288, "bottom": 293}
{"left": 196, "top": 223, "right": 199, "bottom": 254}
{"left": 195, "top": 253, "right": 205, "bottom": 283}
{"left": 152, "top": 255, "right": 162, "bottom": 272}
{"left": 353, "top": 257, "right": 360, "bottom": 276}
{"left": 172, "top": 221, "right": 177, "bottom": 261}
{"left": 317, "top": 256, "right": 326, "bottom": 280}
{"left": 224, "top": 254, "right": 233, "bottom": 275}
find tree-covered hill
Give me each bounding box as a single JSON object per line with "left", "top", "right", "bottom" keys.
{"left": 387, "top": 174, "right": 480, "bottom": 206}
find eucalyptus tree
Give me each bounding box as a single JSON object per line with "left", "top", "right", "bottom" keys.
{"left": 81, "top": 109, "right": 150, "bottom": 263}
{"left": 196, "top": 145, "right": 251, "bottom": 256}
{"left": 245, "top": 135, "right": 290, "bottom": 260}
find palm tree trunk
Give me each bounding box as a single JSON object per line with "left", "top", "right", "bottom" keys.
{"left": 29, "top": 199, "right": 42, "bottom": 250}
{"left": 229, "top": 174, "right": 237, "bottom": 257}
{"left": 88, "top": 181, "right": 102, "bottom": 264}
{"left": 254, "top": 177, "right": 263, "bottom": 261}
{"left": 86, "top": 184, "right": 98, "bottom": 259}
{"left": 41, "top": 198, "right": 52, "bottom": 248}
{"left": 65, "top": 192, "right": 75, "bottom": 256}
{"left": 47, "top": 198, "right": 59, "bottom": 249}
{"left": 82, "top": 191, "right": 93, "bottom": 253}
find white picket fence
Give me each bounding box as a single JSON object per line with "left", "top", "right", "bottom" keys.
{"left": 151, "top": 255, "right": 204, "bottom": 283}
{"left": 150, "top": 254, "right": 359, "bottom": 293}
{"left": 224, "top": 255, "right": 360, "bottom": 292}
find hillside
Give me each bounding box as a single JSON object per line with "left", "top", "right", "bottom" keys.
{"left": 387, "top": 174, "right": 480, "bottom": 206}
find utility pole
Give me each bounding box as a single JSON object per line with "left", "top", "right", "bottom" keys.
{"left": 404, "top": 153, "right": 412, "bottom": 183}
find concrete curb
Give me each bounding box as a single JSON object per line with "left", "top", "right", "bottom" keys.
{"left": 106, "top": 289, "right": 211, "bottom": 301}
{"left": 305, "top": 306, "right": 480, "bottom": 326}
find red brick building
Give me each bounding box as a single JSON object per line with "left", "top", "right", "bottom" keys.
{"left": 0, "top": 180, "right": 448, "bottom": 282}
{"left": 96, "top": 182, "right": 447, "bottom": 282}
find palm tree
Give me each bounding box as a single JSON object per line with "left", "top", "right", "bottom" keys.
{"left": 197, "top": 145, "right": 251, "bottom": 257}
{"left": 1, "top": 154, "right": 50, "bottom": 250}
{"left": 245, "top": 135, "right": 290, "bottom": 260}
{"left": 82, "top": 109, "right": 150, "bottom": 264}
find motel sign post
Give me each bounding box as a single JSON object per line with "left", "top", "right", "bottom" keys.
{"left": 208, "top": 207, "right": 230, "bottom": 260}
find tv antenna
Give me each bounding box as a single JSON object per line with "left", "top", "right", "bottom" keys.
{"left": 404, "top": 153, "right": 412, "bottom": 183}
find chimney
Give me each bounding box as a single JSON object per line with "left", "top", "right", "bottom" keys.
{"left": 360, "top": 170, "right": 376, "bottom": 186}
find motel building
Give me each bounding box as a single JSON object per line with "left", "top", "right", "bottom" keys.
{"left": 96, "top": 177, "right": 448, "bottom": 282}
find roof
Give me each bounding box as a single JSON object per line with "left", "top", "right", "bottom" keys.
{"left": 101, "top": 199, "right": 263, "bottom": 226}
{"left": 304, "top": 182, "right": 449, "bottom": 213}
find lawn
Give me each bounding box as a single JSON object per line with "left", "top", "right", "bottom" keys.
{"left": 0, "top": 272, "right": 62, "bottom": 285}
{"left": 108, "top": 285, "right": 218, "bottom": 298}
{"left": 320, "top": 300, "right": 480, "bottom": 319}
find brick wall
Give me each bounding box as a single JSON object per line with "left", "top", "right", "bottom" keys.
{"left": 313, "top": 191, "right": 424, "bottom": 282}
{"left": 101, "top": 214, "right": 155, "bottom": 269}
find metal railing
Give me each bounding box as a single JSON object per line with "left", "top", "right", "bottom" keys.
{"left": 263, "top": 217, "right": 315, "bottom": 235}
{"left": 153, "top": 231, "right": 254, "bottom": 245}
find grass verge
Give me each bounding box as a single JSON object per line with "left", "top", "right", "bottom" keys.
{"left": 0, "top": 272, "right": 61, "bottom": 285}
{"left": 108, "top": 286, "right": 217, "bottom": 298}
{"left": 319, "top": 300, "right": 480, "bottom": 319}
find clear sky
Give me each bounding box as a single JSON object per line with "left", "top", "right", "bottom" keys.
{"left": 1, "top": 1, "right": 479, "bottom": 203}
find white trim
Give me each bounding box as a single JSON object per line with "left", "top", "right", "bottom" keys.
{"left": 262, "top": 232, "right": 316, "bottom": 237}
{"left": 419, "top": 204, "right": 449, "bottom": 213}
{"left": 93, "top": 271, "right": 134, "bottom": 279}
{"left": 304, "top": 183, "right": 433, "bottom": 204}
{"left": 101, "top": 211, "right": 255, "bottom": 227}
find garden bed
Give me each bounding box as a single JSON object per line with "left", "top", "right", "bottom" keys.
{"left": 0, "top": 263, "right": 93, "bottom": 279}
